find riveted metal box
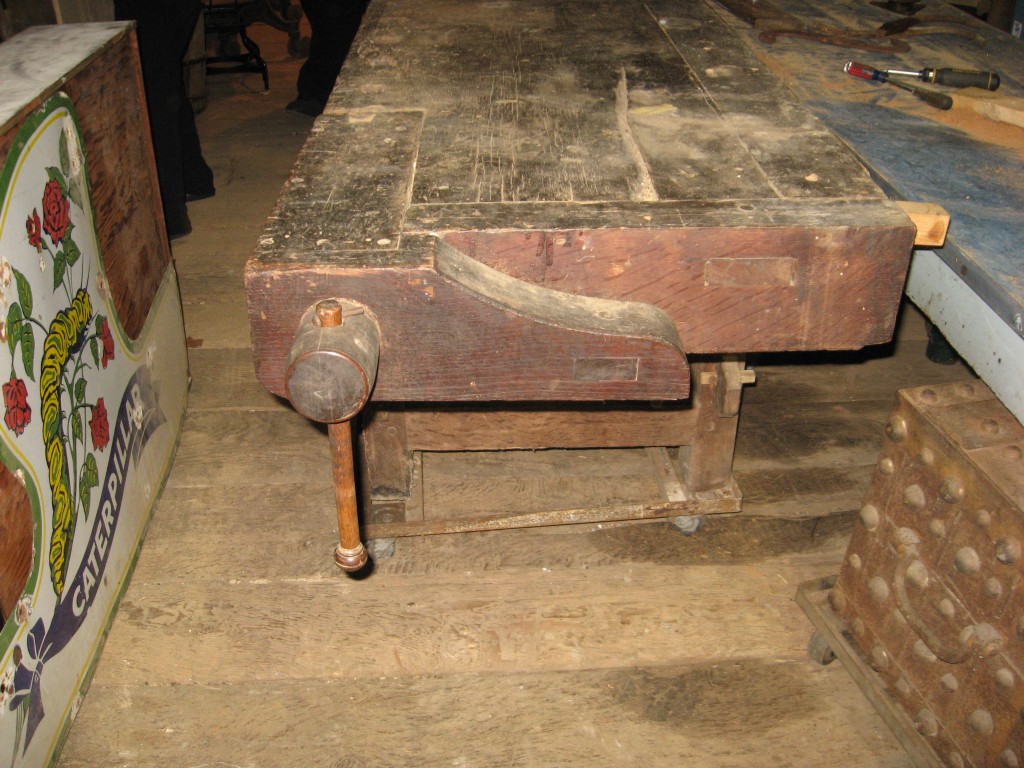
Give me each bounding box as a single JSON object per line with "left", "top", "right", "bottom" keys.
{"left": 832, "top": 380, "right": 1024, "bottom": 768}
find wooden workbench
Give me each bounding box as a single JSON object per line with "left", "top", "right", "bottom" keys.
{"left": 245, "top": 0, "right": 917, "bottom": 568}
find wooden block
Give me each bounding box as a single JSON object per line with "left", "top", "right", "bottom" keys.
{"left": 953, "top": 89, "right": 1024, "bottom": 130}
{"left": 0, "top": 466, "right": 32, "bottom": 623}
{"left": 896, "top": 201, "right": 950, "bottom": 248}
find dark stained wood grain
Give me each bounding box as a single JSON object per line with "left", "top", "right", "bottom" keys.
{"left": 63, "top": 29, "right": 169, "bottom": 339}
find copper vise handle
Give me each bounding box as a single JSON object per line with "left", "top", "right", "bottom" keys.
{"left": 286, "top": 299, "right": 381, "bottom": 573}
{"left": 893, "top": 555, "right": 1004, "bottom": 664}
{"left": 330, "top": 420, "right": 368, "bottom": 571}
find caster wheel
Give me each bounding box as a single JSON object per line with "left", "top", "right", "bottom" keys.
{"left": 368, "top": 537, "right": 396, "bottom": 561}
{"left": 807, "top": 630, "right": 837, "bottom": 666}
{"left": 670, "top": 514, "right": 705, "bottom": 535}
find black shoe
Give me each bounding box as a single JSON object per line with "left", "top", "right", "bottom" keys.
{"left": 286, "top": 96, "right": 326, "bottom": 117}
{"left": 185, "top": 186, "right": 216, "bottom": 203}
{"left": 167, "top": 210, "right": 193, "bottom": 241}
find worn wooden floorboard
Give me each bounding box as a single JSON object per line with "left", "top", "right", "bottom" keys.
{"left": 185, "top": 347, "right": 284, "bottom": 412}
{"left": 62, "top": 662, "right": 911, "bottom": 768}
{"left": 181, "top": 294, "right": 254, "bottom": 349}
{"left": 55, "top": 22, "right": 945, "bottom": 768}
{"left": 745, "top": 338, "right": 971, "bottom": 406}
{"left": 736, "top": 398, "right": 895, "bottom": 471}
{"left": 165, "top": 408, "right": 330, "bottom": 489}
{"left": 90, "top": 552, "right": 840, "bottom": 688}
{"left": 736, "top": 465, "right": 870, "bottom": 518}
{"left": 132, "top": 483, "right": 851, "bottom": 581}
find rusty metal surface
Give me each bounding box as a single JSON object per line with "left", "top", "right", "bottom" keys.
{"left": 833, "top": 380, "right": 1024, "bottom": 768}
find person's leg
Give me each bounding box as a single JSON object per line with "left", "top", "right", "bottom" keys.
{"left": 115, "top": 0, "right": 210, "bottom": 237}
{"left": 290, "top": 0, "right": 365, "bottom": 115}
{"left": 180, "top": 92, "right": 215, "bottom": 201}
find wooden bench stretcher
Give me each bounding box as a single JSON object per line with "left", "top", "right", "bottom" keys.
{"left": 245, "top": 0, "right": 918, "bottom": 570}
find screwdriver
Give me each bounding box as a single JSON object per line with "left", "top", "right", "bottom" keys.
{"left": 844, "top": 61, "right": 953, "bottom": 110}
{"left": 882, "top": 67, "right": 1000, "bottom": 91}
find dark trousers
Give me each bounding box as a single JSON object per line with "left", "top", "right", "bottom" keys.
{"left": 297, "top": 0, "right": 366, "bottom": 103}
{"left": 115, "top": 0, "right": 214, "bottom": 237}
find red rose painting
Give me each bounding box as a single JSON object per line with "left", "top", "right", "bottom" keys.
{"left": 26, "top": 209, "right": 43, "bottom": 251}
{"left": 100, "top": 317, "right": 115, "bottom": 368}
{"left": 42, "top": 178, "right": 71, "bottom": 245}
{"left": 3, "top": 376, "right": 32, "bottom": 435}
{"left": 90, "top": 397, "right": 109, "bottom": 451}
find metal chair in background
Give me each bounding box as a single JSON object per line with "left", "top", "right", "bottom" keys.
{"left": 202, "top": 0, "right": 308, "bottom": 91}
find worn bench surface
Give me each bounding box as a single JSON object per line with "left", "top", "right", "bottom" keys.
{"left": 246, "top": 0, "right": 915, "bottom": 406}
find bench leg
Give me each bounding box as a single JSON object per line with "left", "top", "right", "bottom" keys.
{"left": 681, "top": 356, "right": 752, "bottom": 492}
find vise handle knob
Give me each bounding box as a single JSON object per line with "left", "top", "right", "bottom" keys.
{"left": 286, "top": 299, "right": 381, "bottom": 424}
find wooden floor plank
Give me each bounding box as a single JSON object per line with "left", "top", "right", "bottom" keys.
{"left": 744, "top": 339, "right": 971, "bottom": 407}
{"left": 165, "top": 408, "right": 331, "bottom": 489}
{"left": 734, "top": 399, "right": 891, "bottom": 472}
{"left": 186, "top": 347, "right": 283, "bottom": 412}
{"left": 60, "top": 663, "right": 913, "bottom": 768}
{"left": 134, "top": 483, "right": 852, "bottom": 583}
{"left": 91, "top": 553, "right": 840, "bottom": 687}
{"left": 181, "top": 294, "right": 254, "bottom": 350}
{"left": 736, "top": 465, "right": 871, "bottom": 518}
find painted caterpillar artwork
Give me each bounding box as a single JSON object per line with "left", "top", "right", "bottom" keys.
{"left": 4, "top": 120, "right": 111, "bottom": 600}
{"left": 39, "top": 288, "right": 93, "bottom": 595}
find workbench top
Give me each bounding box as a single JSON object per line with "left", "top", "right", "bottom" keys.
{"left": 253, "top": 0, "right": 899, "bottom": 256}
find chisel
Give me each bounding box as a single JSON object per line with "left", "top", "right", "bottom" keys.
{"left": 882, "top": 66, "right": 1000, "bottom": 91}
{"left": 844, "top": 61, "right": 954, "bottom": 110}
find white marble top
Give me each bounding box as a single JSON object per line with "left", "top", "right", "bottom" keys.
{"left": 0, "top": 22, "right": 131, "bottom": 132}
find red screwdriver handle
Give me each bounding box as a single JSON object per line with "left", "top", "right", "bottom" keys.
{"left": 845, "top": 61, "right": 888, "bottom": 82}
